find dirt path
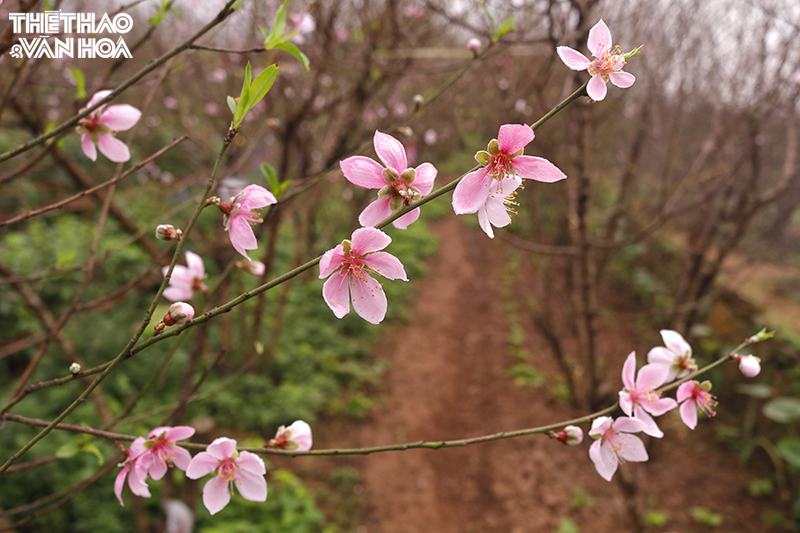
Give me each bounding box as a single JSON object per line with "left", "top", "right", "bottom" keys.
{"left": 310, "top": 217, "right": 782, "bottom": 532}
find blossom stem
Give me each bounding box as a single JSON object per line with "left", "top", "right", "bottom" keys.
{"left": 529, "top": 81, "right": 589, "bottom": 131}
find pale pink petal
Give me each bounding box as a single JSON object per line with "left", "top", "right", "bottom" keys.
{"left": 511, "top": 155, "right": 567, "bottom": 183}
{"left": 497, "top": 124, "right": 534, "bottom": 155}
{"left": 589, "top": 439, "right": 617, "bottom": 482}
{"left": 647, "top": 346, "right": 676, "bottom": 366}
{"left": 661, "top": 330, "right": 691, "bottom": 357}
{"left": 207, "top": 437, "right": 237, "bottom": 461}
{"left": 87, "top": 90, "right": 112, "bottom": 109}
{"left": 373, "top": 130, "right": 407, "bottom": 172}
{"left": 129, "top": 437, "right": 148, "bottom": 459}
{"left": 339, "top": 156, "right": 386, "bottom": 189}
{"left": 556, "top": 46, "right": 592, "bottom": 71}
{"left": 229, "top": 217, "right": 258, "bottom": 260}
{"left": 644, "top": 396, "right": 677, "bottom": 417}
{"left": 171, "top": 446, "right": 193, "bottom": 471}
{"left": 615, "top": 433, "right": 648, "bottom": 462}
{"left": 589, "top": 416, "right": 613, "bottom": 437}
{"left": 365, "top": 251, "right": 407, "bottom": 280}
{"left": 609, "top": 71, "right": 635, "bottom": 88}
{"left": 358, "top": 198, "right": 393, "bottom": 228}
{"left": 238, "top": 184, "right": 277, "bottom": 211}
{"left": 633, "top": 405, "right": 663, "bottom": 438}
{"left": 612, "top": 416, "right": 644, "bottom": 434}
{"left": 587, "top": 19, "right": 612, "bottom": 57}
{"left": 99, "top": 104, "right": 141, "bottom": 131}
{"left": 184, "top": 252, "right": 205, "bottom": 280}
{"left": 81, "top": 133, "right": 97, "bottom": 161}
{"left": 319, "top": 245, "right": 345, "bottom": 279}
{"left": 185, "top": 452, "right": 219, "bottom": 479}
{"left": 97, "top": 134, "right": 131, "bottom": 163}
{"left": 114, "top": 465, "right": 130, "bottom": 506}
{"left": 587, "top": 74, "right": 608, "bottom": 101}
{"left": 350, "top": 226, "right": 391, "bottom": 254}
{"left": 163, "top": 286, "right": 193, "bottom": 302}
{"left": 478, "top": 205, "right": 495, "bottom": 239}
{"left": 350, "top": 274, "right": 388, "bottom": 324}
{"left": 635, "top": 363, "right": 669, "bottom": 391}
{"left": 322, "top": 272, "right": 351, "bottom": 318}
{"left": 452, "top": 169, "right": 492, "bottom": 215}
{"left": 236, "top": 451, "right": 266, "bottom": 475}
{"left": 621, "top": 351, "right": 636, "bottom": 391}
{"left": 126, "top": 463, "right": 151, "bottom": 498}
{"left": 413, "top": 162, "right": 437, "bottom": 195}
{"left": 676, "top": 381, "right": 694, "bottom": 403}
{"left": 148, "top": 458, "right": 168, "bottom": 480}
{"left": 392, "top": 207, "right": 420, "bottom": 229}
{"left": 203, "top": 476, "right": 231, "bottom": 515}
{"left": 680, "top": 400, "right": 698, "bottom": 430}
{"left": 619, "top": 391, "right": 633, "bottom": 417}
{"left": 486, "top": 197, "right": 512, "bottom": 228}
{"left": 235, "top": 469, "right": 268, "bottom": 502}
{"left": 287, "top": 421, "right": 313, "bottom": 451}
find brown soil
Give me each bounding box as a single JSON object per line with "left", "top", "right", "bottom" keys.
{"left": 286, "top": 217, "right": 784, "bottom": 533}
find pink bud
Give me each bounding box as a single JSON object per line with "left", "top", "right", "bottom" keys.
{"left": 467, "top": 38, "right": 481, "bottom": 54}
{"left": 155, "top": 224, "right": 182, "bottom": 241}
{"left": 552, "top": 425, "right": 583, "bottom": 446}
{"left": 736, "top": 354, "right": 761, "bottom": 378}
{"left": 237, "top": 260, "right": 265, "bottom": 276}
{"left": 269, "top": 420, "right": 313, "bottom": 451}
{"left": 166, "top": 302, "right": 194, "bottom": 325}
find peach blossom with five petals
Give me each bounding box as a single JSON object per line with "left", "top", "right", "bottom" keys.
{"left": 618, "top": 351, "right": 677, "bottom": 438}
{"left": 77, "top": 90, "right": 142, "bottom": 162}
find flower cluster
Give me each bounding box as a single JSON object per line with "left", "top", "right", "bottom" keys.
{"left": 115, "top": 422, "right": 312, "bottom": 515}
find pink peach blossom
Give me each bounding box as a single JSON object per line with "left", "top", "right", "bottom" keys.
{"left": 340, "top": 131, "right": 437, "bottom": 230}
{"left": 114, "top": 438, "right": 150, "bottom": 506}
{"left": 133, "top": 426, "right": 195, "bottom": 482}
{"left": 77, "top": 90, "right": 142, "bottom": 162}
{"left": 269, "top": 420, "right": 313, "bottom": 451}
{"left": 736, "top": 354, "right": 761, "bottom": 377}
{"left": 319, "top": 227, "right": 407, "bottom": 324}
{"left": 219, "top": 185, "right": 277, "bottom": 260}
{"left": 478, "top": 175, "right": 522, "bottom": 238}
{"left": 589, "top": 416, "right": 648, "bottom": 481}
{"left": 162, "top": 251, "right": 207, "bottom": 301}
{"left": 552, "top": 425, "right": 583, "bottom": 446}
{"left": 452, "top": 124, "right": 566, "bottom": 215}
{"left": 556, "top": 19, "right": 635, "bottom": 101}
{"left": 186, "top": 437, "right": 267, "bottom": 515}
{"left": 677, "top": 380, "right": 717, "bottom": 430}
{"left": 647, "top": 330, "right": 697, "bottom": 382}
{"left": 618, "top": 351, "right": 677, "bottom": 438}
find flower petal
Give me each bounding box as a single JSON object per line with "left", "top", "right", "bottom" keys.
{"left": 413, "top": 162, "right": 437, "bottom": 196}
{"left": 235, "top": 469, "right": 268, "bottom": 502}
{"left": 645, "top": 396, "right": 678, "bottom": 417}
{"left": 163, "top": 286, "right": 193, "bottom": 302}
{"left": 207, "top": 437, "right": 237, "bottom": 461}
{"left": 148, "top": 456, "right": 168, "bottom": 481}
{"left": 647, "top": 346, "right": 676, "bottom": 366}
{"left": 365, "top": 251, "right": 407, "bottom": 281}
{"left": 114, "top": 465, "right": 130, "bottom": 506}
{"left": 511, "top": 155, "right": 567, "bottom": 183}
{"left": 589, "top": 416, "right": 613, "bottom": 437}
{"left": 373, "top": 130, "right": 407, "bottom": 172}
{"left": 661, "top": 330, "right": 691, "bottom": 357}
{"left": 497, "top": 124, "right": 534, "bottom": 155}
{"left": 635, "top": 363, "right": 669, "bottom": 391}
{"left": 171, "top": 446, "right": 193, "bottom": 472}
{"left": 184, "top": 252, "right": 205, "bottom": 280}
{"left": 236, "top": 450, "right": 266, "bottom": 475}
{"left": 127, "top": 462, "right": 151, "bottom": 497}
{"left": 358, "top": 198, "right": 393, "bottom": 228}
{"left": 351, "top": 227, "right": 391, "bottom": 254}
{"left": 229, "top": 217, "right": 258, "bottom": 260}
{"left": 619, "top": 391, "right": 633, "bottom": 417}
{"left": 621, "top": 351, "right": 636, "bottom": 391}
{"left": 587, "top": 19, "right": 612, "bottom": 57}
{"left": 81, "top": 133, "right": 97, "bottom": 161}
{"left": 452, "top": 169, "right": 492, "bottom": 215}
{"left": 97, "top": 134, "right": 131, "bottom": 163}
{"left": 587, "top": 74, "right": 608, "bottom": 101}
{"left": 485, "top": 197, "right": 512, "bottom": 228}
{"left": 203, "top": 476, "right": 231, "bottom": 515}
{"left": 99, "top": 104, "right": 141, "bottom": 131}
{"left": 589, "top": 439, "right": 617, "bottom": 482}
{"left": 319, "top": 245, "right": 345, "bottom": 279}
{"left": 680, "top": 399, "right": 698, "bottom": 430}
{"left": 392, "top": 207, "right": 420, "bottom": 229}
{"left": 556, "top": 46, "right": 592, "bottom": 71}
{"left": 612, "top": 416, "right": 644, "bottom": 434}
{"left": 87, "top": 90, "right": 112, "bottom": 109}
{"left": 322, "top": 272, "right": 351, "bottom": 319}
{"left": 676, "top": 381, "right": 695, "bottom": 404}
{"left": 609, "top": 71, "right": 635, "bottom": 88}
{"left": 238, "top": 184, "right": 277, "bottom": 211}
{"left": 185, "top": 453, "right": 219, "bottom": 479}
{"left": 478, "top": 205, "right": 495, "bottom": 239}
{"left": 615, "top": 433, "right": 648, "bottom": 462}
{"left": 340, "top": 156, "right": 386, "bottom": 189}
{"left": 350, "top": 273, "right": 388, "bottom": 324}
{"left": 633, "top": 405, "right": 663, "bottom": 438}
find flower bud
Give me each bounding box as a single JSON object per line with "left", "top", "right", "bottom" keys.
{"left": 736, "top": 354, "right": 761, "bottom": 378}
{"left": 747, "top": 327, "right": 773, "bottom": 344}
{"left": 155, "top": 224, "right": 182, "bottom": 241}
{"left": 268, "top": 420, "right": 313, "bottom": 451}
{"left": 412, "top": 94, "right": 424, "bottom": 110}
{"left": 245, "top": 260, "right": 265, "bottom": 276}
{"left": 397, "top": 126, "right": 414, "bottom": 137}
{"left": 154, "top": 302, "right": 195, "bottom": 336}
{"left": 467, "top": 38, "right": 481, "bottom": 55}
{"left": 552, "top": 425, "right": 583, "bottom": 446}
{"left": 69, "top": 362, "right": 81, "bottom": 374}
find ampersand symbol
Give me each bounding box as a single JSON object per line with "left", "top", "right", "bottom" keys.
{"left": 10, "top": 44, "right": 22, "bottom": 58}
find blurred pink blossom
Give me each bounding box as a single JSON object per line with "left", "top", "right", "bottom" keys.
{"left": 647, "top": 329, "right": 697, "bottom": 382}
{"left": 269, "top": 420, "right": 313, "bottom": 451}
{"left": 219, "top": 185, "right": 277, "bottom": 260}
{"left": 77, "top": 90, "right": 141, "bottom": 162}
{"left": 162, "top": 251, "right": 207, "bottom": 301}
{"left": 736, "top": 354, "right": 761, "bottom": 377}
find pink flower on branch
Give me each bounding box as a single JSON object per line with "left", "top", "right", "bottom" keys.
{"left": 218, "top": 184, "right": 277, "bottom": 260}
{"left": 556, "top": 19, "right": 636, "bottom": 102}
{"left": 114, "top": 438, "right": 149, "bottom": 506}
{"left": 677, "top": 380, "right": 717, "bottom": 430}
{"left": 452, "top": 124, "right": 566, "bottom": 215}
{"left": 589, "top": 416, "right": 648, "bottom": 481}
{"left": 186, "top": 437, "right": 267, "bottom": 515}
{"left": 162, "top": 251, "right": 207, "bottom": 301}
{"left": 478, "top": 175, "right": 522, "bottom": 238}
{"left": 618, "top": 351, "right": 677, "bottom": 438}
{"left": 268, "top": 420, "right": 313, "bottom": 451}
{"left": 319, "top": 227, "right": 407, "bottom": 324}
{"left": 77, "top": 90, "right": 142, "bottom": 162}
{"left": 340, "top": 131, "right": 437, "bottom": 230}
{"left": 647, "top": 329, "right": 697, "bottom": 382}
{"left": 735, "top": 354, "right": 761, "bottom": 377}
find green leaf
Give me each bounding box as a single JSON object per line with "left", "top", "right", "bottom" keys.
{"left": 763, "top": 397, "right": 800, "bottom": 424}
{"left": 227, "top": 95, "right": 237, "bottom": 115}
{"left": 233, "top": 62, "right": 253, "bottom": 127}
{"left": 274, "top": 42, "right": 310, "bottom": 72}
{"left": 777, "top": 437, "right": 800, "bottom": 469}
{"left": 273, "top": 0, "right": 290, "bottom": 42}
{"left": 644, "top": 511, "right": 669, "bottom": 527}
{"left": 248, "top": 65, "right": 279, "bottom": 110}
{"left": 496, "top": 16, "right": 517, "bottom": 40}
{"left": 83, "top": 443, "right": 105, "bottom": 465}
{"left": 260, "top": 162, "right": 279, "bottom": 190}
{"left": 149, "top": 0, "right": 171, "bottom": 26}
{"left": 56, "top": 440, "right": 80, "bottom": 459}
{"left": 689, "top": 507, "right": 722, "bottom": 527}
{"left": 556, "top": 517, "right": 579, "bottom": 533}
{"left": 70, "top": 68, "right": 86, "bottom": 99}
